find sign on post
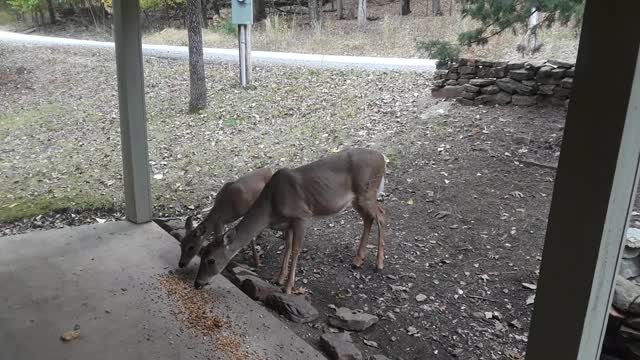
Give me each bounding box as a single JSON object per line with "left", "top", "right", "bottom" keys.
{"left": 232, "top": 0, "right": 253, "bottom": 87}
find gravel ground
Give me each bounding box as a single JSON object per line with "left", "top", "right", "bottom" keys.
{"left": 1, "top": 43, "right": 572, "bottom": 359}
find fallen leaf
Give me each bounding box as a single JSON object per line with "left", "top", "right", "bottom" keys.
{"left": 60, "top": 330, "right": 80, "bottom": 342}
{"left": 407, "top": 198, "right": 414, "bottom": 205}
{"left": 416, "top": 294, "right": 427, "bottom": 302}
{"left": 153, "top": 173, "right": 164, "bottom": 180}
{"left": 522, "top": 283, "right": 537, "bottom": 290}
{"left": 526, "top": 294, "right": 535, "bottom": 305}
{"left": 95, "top": 218, "right": 106, "bottom": 224}
{"left": 363, "top": 339, "right": 379, "bottom": 348}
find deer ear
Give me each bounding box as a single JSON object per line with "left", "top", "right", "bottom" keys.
{"left": 195, "top": 225, "right": 206, "bottom": 237}
{"left": 185, "top": 216, "right": 194, "bottom": 232}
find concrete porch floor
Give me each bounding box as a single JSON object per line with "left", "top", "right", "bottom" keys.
{"left": 0, "top": 221, "right": 326, "bottom": 360}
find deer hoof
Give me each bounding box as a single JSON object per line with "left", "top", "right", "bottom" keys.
{"left": 374, "top": 265, "right": 384, "bottom": 273}
{"left": 351, "top": 257, "right": 365, "bottom": 269}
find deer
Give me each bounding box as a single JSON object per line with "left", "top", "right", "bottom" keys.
{"left": 194, "top": 148, "right": 387, "bottom": 294}
{"left": 177, "top": 167, "right": 273, "bottom": 269}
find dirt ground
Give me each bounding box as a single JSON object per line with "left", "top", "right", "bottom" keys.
{"left": 0, "top": 44, "right": 568, "bottom": 359}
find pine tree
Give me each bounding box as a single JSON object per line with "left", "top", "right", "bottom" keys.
{"left": 458, "top": 0, "right": 584, "bottom": 47}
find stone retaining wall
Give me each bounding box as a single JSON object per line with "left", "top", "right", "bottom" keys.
{"left": 431, "top": 59, "right": 575, "bottom": 107}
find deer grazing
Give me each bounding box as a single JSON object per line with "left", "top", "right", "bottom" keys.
{"left": 178, "top": 167, "right": 273, "bottom": 268}
{"left": 194, "top": 148, "right": 386, "bottom": 294}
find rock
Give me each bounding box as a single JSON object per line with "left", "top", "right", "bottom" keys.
{"left": 613, "top": 275, "right": 640, "bottom": 314}
{"left": 240, "top": 276, "right": 280, "bottom": 301}
{"left": 61, "top": 330, "right": 80, "bottom": 342}
{"left": 522, "top": 80, "right": 537, "bottom": 88}
{"left": 553, "top": 87, "right": 571, "bottom": 99}
{"left": 369, "top": 356, "right": 391, "bottom": 360}
{"left": 432, "top": 85, "right": 464, "bottom": 98}
{"left": 496, "top": 78, "right": 534, "bottom": 95}
{"left": 461, "top": 91, "right": 477, "bottom": 100}
{"left": 538, "top": 84, "right": 556, "bottom": 95}
{"left": 507, "top": 61, "right": 525, "bottom": 70}
{"left": 513, "top": 135, "right": 531, "bottom": 145}
{"left": 463, "top": 84, "right": 480, "bottom": 93}
{"left": 460, "top": 74, "right": 476, "bottom": 79}
{"left": 416, "top": 294, "right": 427, "bottom": 302}
{"left": 480, "top": 85, "right": 500, "bottom": 95}
{"left": 458, "top": 66, "right": 476, "bottom": 75}
{"left": 627, "top": 228, "right": 640, "bottom": 248}
{"left": 434, "top": 69, "right": 449, "bottom": 79}
{"left": 265, "top": 293, "right": 319, "bottom": 323}
{"left": 525, "top": 59, "right": 547, "bottom": 69}
{"left": 436, "top": 60, "right": 449, "bottom": 70}
{"left": 478, "top": 67, "right": 504, "bottom": 78}
{"left": 446, "top": 72, "right": 459, "bottom": 80}
{"left": 548, "top": 59, "right": 574, "bottom": 68}
{"left": 328, "top": 307, "right": 379, "bottom": 331}
{"left": 456, "top": 79, "right": 470, "bottom": 85}
{"left": 320, "top": 333, "right": 363, "bottom": 360}
{"left": 474, "top": 91, "right": 511, "bottom": 105}
{"left": 624, "top": 247, "right": 640, "bottom": 259}
{"left": 431, "top": 79, "right": 445, "bottom": 87}
{"left": 561, "top": 77, "right": 573, "bottom": 88}
{"left": 512, "top": 95, "right": 538, "bottom": 106}
{"left": 626, "top": 317, "right": 640, "bottom": 331}
{"left": 619, "top": 257, "right": 640, "bottom": 280}
{"left": 445, "top": 80, "right": 458, "bottom": 86}
{"left": 478, "top": 60, "right": 494, "bottom": 66}
{"left": 621, "top": 325, "right": 640, "bottom": 341}
{"left": 456, "top": 98, "right": 475, "bottom": 106}
{"left": 551, "top": 68, "right": 566, "bottom": 79}
{"left": 567, "top": 67, "right": 576, "bottom": 76}
{"left": 537, "top": 66, "right": 562, "bottom": 85}
{"left": 469, "top": 78, "right": 496, "bottom": 86}
{"left": 508, "top": 69, "right": 535, "bottom": 81}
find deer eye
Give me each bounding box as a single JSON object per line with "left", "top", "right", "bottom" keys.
{"left": 188, "top": 245, "right": 195, "bottom": 251}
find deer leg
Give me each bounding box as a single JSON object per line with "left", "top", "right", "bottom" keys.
{"left": 251, "top": 233, "right": 261, "bottom": 267}
{"left": 275, "top": 229, "right": 292, "bottom": 285}
{"left": 375, "top": 204, "right": 386, "bottom": 271}
{"left": 284, "top": 221, "right": 306, "bottom": 294}
{"left": 352, "top": 213, "right": 373, "bottom": 269}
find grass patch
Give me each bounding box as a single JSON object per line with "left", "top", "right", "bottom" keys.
{"left": 0, "top": 104, "right": 66, "bottom": 136}
{"left": 0, "top": 195, "right": 115, "bottom": 221}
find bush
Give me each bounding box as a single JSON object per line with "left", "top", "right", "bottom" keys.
{"left": 416, "top": 40, "right": 461, "bottom": 64}
{"left": 220, "top": 18, "right": 236, "bottom": 35}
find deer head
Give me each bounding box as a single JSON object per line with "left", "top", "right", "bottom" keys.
{"left": 178, "top": 216, "right": 207, "bottom": 268}
{"left": 194, "top": 229, "right": 236, "bottom": 289}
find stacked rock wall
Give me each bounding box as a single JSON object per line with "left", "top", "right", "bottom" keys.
{"left": 431, "top": 59, "right": 575, "bottom": 106}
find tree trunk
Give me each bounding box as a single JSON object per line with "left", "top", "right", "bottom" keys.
{"left": 201, "top": 0, "right": 208, "bottom": 28}
{"left": 254, "top": 0, "right": 267, "bottom": 22}
{"left": 47, "top": 0, "right": 56, "bottom": 24}
{"left": 431, "top": 0, "right": 441, "bottom": 16}
{"left": 336, "top": 0, "right": 344, "bottom": 19}
{"left": 186, "top": 0, "right": 207, "bottom": 113}
{"left": 400, "top": 0, "right": 410, "bottom": 15}
{"left": 357, "top": 0, "right": 366, "bottom": 28}
{"left": 38, "top": 5, "right": 45, "bottom": 26}
{"left": 308, "top": 0, "right": 320, "bottom": 24}
{"left": 211, "top": 0, "right": 220, "bottom": 16}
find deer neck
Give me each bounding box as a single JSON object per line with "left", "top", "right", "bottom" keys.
{"left": 227, "top": 199, "right": 272, "bottom": 254}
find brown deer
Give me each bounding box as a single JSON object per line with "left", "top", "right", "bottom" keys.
{"left": 178, "top": 168, "right": 273, "bottom": 268}
{"left": 194, "top": 148, "right": 386, "bottom": 294}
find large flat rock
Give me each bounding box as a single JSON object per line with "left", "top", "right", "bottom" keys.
{"left": 0, "top": 221, "right": 326, "bottom": 360}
